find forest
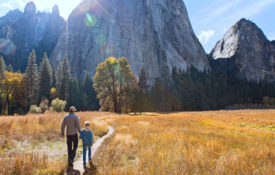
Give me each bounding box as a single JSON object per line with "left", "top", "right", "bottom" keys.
{"left": 0, "top": 51, "right": 275, "bottom": 115}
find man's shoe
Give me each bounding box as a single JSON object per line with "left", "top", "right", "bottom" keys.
{"left": 68, "top": 160, "right": 74, "bottom": 167}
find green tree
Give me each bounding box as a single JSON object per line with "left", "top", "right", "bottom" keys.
{"left": 131, "top": 88, "right": 148, "bottom": 114}
{"left": 51, "top": 62, "right": 57, "bottom": 88}
{"left": 38, "top": 53, "right": 52, "bottom": 102}
{"left": 81, "top": 93, "right": 89, "bottom": 111}
{"left": 82, "top": 72, "right": 99, "bottom": 111}
{"left": 25, "top": 49, "right": 39, "bottom": 105}
{"left": 56, "top": 62, "right": 62, "bottom": 92}
{"left": 68, "top": 77, "right": 80, "bottom": 108}
{"left": 0, "top": 55, "right": 6, "bottom": 80}
{"left": 93, "top": 57, "right": 137, "bottom": 113}
{"left": 7, "top": 64, "right": 13, "bottom": 72}
{"left": 59, "top": 55, "right": 71, "bottom": 101}
{"left": 138, "top": 66, "right": 149, "bottom": 90}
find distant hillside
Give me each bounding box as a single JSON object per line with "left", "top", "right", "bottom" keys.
{"left": 0, "top": 2, "right": 65, "bottom": 71}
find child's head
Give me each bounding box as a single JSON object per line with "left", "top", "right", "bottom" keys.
{"left": 84, "top": 121, "right": 90, "bottom": 128}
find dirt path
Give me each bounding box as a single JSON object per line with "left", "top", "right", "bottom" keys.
{"left": 65, "top": 126, "right": 115, "bottom": 175}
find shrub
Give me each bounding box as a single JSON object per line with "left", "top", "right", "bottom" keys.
{"left": 39, "top": 99, "right": 49, "bottom": 113}
{"left": 29, "top": 105, "right": 42, "bottom": 114}
{"left": 51, "top": 98, "right": 66, "bottom": 112}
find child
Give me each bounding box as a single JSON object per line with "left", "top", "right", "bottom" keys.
{"left": 80, "top": 121, "right": 94, "bottom": 166}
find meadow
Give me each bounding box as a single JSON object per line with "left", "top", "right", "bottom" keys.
{"left": 0, "top": 110, "right": 274, "bottom": 175}
{"left": 0, "top": 112, "right": 110, "bottom": 175}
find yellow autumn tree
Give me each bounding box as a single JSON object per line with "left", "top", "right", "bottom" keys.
{"left": 0, "top": 72, "right": 27, "bottom": 115}
{"left": 93, "top": 57, "right": 137, "bottom": 113}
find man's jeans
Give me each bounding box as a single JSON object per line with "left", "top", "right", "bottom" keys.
{"left": 83, "top": 144, "right": 92, "bottom": 165}
{"left": 67, "top": 134, "right": 78, "bottom": 162}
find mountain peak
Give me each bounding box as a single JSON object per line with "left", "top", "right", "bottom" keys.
{"left": 237, "top": 18, "right": 251, "bottom": 24}
{"left": 233, "top": 18, "right": 264, "bottom": 36}
{"left": 210, "top": 18, "right": 275, "bottom": 82}
{"left": 24, "top": 1, "right": 36, "bottom": 15}
{"left": 52, "top": 5, "right": 60, "bottom": 16}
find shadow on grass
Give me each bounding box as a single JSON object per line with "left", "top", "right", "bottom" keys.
{"left": 83, "top": 161, "right": 97, "bottom": 175}
{"left": 66, "top": 166, "right": 81, "bottom": 175}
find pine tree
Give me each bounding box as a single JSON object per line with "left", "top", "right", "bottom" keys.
{"left": 25, "top": 49, "right": 39, "bottom": 105}
{"left": 38, "top": 53, "right": 52, "bottom": 102}
{"left": 56, "top": 62, "right": 62, "bottom": 92}
{"left": 138, "top": 66, "right": 149, "bottom": 90}
{"left": 7, "top": 64, "right": 13, "bottom": 72}
{"left": 68, "top": 77, "right": 80, "bottom": 108}
{"left": 0, "top": 55, "right": 6, "bottom": 80}
{"left": 131, "top": 88, "right": 148, "bottom": 114}
{"left": 59, "top": 55, "right": 71, "bottom": 102}
{"left": 52, "top": 62, "right": 57, "bottom": 88}
{"left": 82, "top": 72, "right": 99, "bottom": 110}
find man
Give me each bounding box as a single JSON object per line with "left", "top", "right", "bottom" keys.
{"left": 61, "top": 106, "right": 81, "bottom": 167}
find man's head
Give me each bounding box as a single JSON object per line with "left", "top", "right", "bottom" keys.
{"left": 69, "top": 106, "right": 77, "bottom": 113}
{"left": 84, "top": 121, "right": 90, "bottom": 128}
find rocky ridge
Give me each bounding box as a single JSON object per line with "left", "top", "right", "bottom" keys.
{"left": 210, "top": 18, "right": 275, "bottom": 82}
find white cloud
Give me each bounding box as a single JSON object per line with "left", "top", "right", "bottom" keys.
{"left": 1, "top": 2, "right": 13, "bottom": 9}
{"left": 198, "top": 30, "right": 215, "bottom": 44}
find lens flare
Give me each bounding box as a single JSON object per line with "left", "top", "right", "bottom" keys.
{"left": 85, "top": 13, "right": 97, "bottom": 27}
{"left": 0, "top": 38, "right": 16, "bottom": 55}
{"left": 96, "top": 34, "right": 107, "bottom": 46}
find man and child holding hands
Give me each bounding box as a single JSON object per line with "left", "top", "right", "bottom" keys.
{"left": 61, "top": 106, "right": 94, "bottom": 167}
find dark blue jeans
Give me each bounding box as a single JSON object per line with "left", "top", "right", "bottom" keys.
{"left": 67, "top": 134, "right": 78, "bottom": 162}
{"left": 83, "top": 144, "right": 92, "bottom": 165}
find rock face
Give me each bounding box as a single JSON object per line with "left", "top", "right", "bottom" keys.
{"left": 210, "top": 18, "right": 275, "bottom": 82}
{"left": 0, "top": 2, "right": 65, "bottom": 71}
{"left": 50, "top": 0, "right": 209, "bottom": 81}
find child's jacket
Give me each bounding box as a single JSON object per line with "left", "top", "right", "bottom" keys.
{"left": 80, "top": 128, "right": 94, "bottom": 146}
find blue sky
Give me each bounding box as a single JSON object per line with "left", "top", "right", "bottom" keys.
{"left": 185, "top": 0, "right": 275, "bottom": 52}
{"left": 0, "top": 0, "right": 274, "bottom": 53}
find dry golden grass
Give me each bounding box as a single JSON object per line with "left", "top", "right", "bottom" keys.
{"left": 94, "top": 110, "right": 275, "bottom": 175}
{"left": 0, "top": 110, "right": 274, "bottom": 175}
{"left": 0, "top": 111, "right": 110, "bottom": 175}
{"left": 0, "top": 153, "right": 66, "bottom": 175}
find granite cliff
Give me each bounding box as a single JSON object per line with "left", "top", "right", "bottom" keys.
{"left": 50, "top": 0, "right": 210, "bottom": 81}
{"left": 210, "top": 18, "right": 275, "bottom": 82}
{"left": 0, "top": 2, "right": 65, "bottom": 71}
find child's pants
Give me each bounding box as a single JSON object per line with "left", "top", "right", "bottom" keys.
{"left": 83, "top": 144, "right": 92, "bottom": 165}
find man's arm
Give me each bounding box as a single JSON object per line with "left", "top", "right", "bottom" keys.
{"left": 61, "top": 118, "right": 66, "bottom": 137}
{"left": 75, "top": 116, "right": 81, "bottom": 133}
